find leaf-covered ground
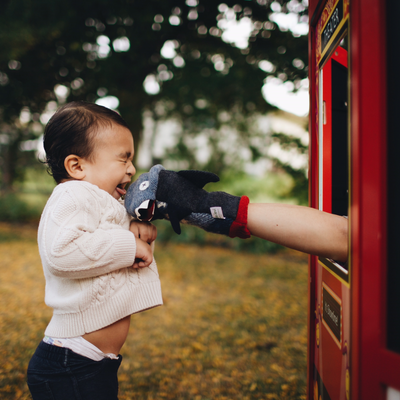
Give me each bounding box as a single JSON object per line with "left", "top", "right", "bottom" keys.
{"left": 0, "top": 223, "right": 308, "bottom": 400}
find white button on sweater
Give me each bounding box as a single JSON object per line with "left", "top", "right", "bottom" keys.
{"left": 38, "top": 180, "right": 163, "bottom": 338}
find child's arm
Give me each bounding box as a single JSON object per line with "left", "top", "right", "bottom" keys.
{"left": 131, "top": 238, "right": 154, "bottom": 269}
{"left": 247, "top": 203, "right": 348, "bottom": 262}
{"left": 41, "top": 186, "right": 154, "bottom": 279}
{"left": 129, "top": 221, "right": 157, "bottom": 269}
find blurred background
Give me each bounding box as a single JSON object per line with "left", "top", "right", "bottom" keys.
{"left": 0, "top": 1, "right": 311, "bottom": 398}
{"left": 0, "top": 0, "right": 309, "bottom": 238}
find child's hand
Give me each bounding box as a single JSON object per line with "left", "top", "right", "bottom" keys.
{"left": 129, "top": 221, "right": 157, "bottom": 244}
{"left": 132, "top": 238, "right": 153, "bottom": 269}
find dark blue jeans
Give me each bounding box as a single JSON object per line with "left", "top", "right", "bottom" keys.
{"left": 27, "top": 341, "right": 122, "bottom": 400}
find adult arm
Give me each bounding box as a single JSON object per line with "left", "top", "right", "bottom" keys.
{"left": 247, "top": 203, "right": 348, "bottom": 262}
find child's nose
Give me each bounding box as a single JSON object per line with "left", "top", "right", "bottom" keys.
{"left": 127, "top": 161, "right": 136, "bottom": 176}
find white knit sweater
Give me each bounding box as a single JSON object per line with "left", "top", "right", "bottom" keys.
{"left": 38, "top": 180, "right": 163, "bottom": 338}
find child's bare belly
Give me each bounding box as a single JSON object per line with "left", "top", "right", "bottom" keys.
{"left": 83, "top": 315, "right": 131, "bottom": 355}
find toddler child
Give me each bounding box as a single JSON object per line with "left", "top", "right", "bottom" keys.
{"left": 27, "top": 101, "right": 163, "bottom": 400}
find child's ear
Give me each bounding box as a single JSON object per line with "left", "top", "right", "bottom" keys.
{"left": 64, "top": 155, "right": 86, "bottom": 180}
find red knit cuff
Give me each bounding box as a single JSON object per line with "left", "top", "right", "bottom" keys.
{"left": 229, "top": 196, "right": 251, "bottom": 239}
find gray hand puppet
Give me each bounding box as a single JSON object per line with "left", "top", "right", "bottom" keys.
{"left": 124, "top": 164, "right": 251, "bottom": 238}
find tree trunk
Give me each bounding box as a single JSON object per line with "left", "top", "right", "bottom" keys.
{"left": 1, "top": 130, "right": 23, "bottom": 193}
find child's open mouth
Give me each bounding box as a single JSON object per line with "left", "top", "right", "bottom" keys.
{"left": 116, "top": 184, "right": 127, "bottom": 196}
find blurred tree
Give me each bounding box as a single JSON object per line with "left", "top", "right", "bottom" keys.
{"left": 0, "top": 0, "right": 308, "bottom": 191}
{"left": 270, "top": 131, "right": 309, "bottom": 204}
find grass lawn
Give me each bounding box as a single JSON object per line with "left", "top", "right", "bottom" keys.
{"left": 0, "top": 223, "right": 308, "bottom": 400}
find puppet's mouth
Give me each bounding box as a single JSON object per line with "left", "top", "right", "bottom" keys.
{"left": 135, "top": 200, "right": 156, "bottom": 221}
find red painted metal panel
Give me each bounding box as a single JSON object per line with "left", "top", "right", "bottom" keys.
{"left": 307, "top": 19, "right": 318, "bottom": 398}
{"left": 308, "top": 2, "right": 322, "bottom": 398}
{"left": 308, "top": 2, "right": 351, "bottom": 398}
{"left": 308, "top": 0, "right": 319, "bottom": 23}
{"left": 308, "top": 0, "right": 400, "bottom": 397}
{"left": 322, "top": 59, "right": 332, "bottom": 213}
{"left": 350, "top": 0, "right": 391, "bottom": 399}
{"left": 310, "top": 0, "right": 400, "bottom": 397}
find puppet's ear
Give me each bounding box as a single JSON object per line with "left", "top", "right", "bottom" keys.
{"left": 64, "top": 155, "right": 86, "bottom": 180}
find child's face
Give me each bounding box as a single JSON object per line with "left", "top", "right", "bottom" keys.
{"left": 83, "top": 124, "right": 136, "bottom": 199}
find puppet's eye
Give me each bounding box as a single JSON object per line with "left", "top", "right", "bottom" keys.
{"left": 139, "top": 181, "right": 150, "bottom": 191}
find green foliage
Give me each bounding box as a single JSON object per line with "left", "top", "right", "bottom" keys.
{"left": 14, "top": 166, "right": 56, "bottom": 195}
{"left": 0, "top": 0, "right": 308, "bottom": 190}
{"left": 272, "top": 132, "right": 308, "bottom": 153}
{"left": 0, "top": 167, "right": 54, "bottom": 223}
{"left": 210, "top": 170, "right": 295, "bottom": 202}
{"left": 270, "top": 132, "right": 309, "bottom": 205}
{"left": 274, "top": 160, "right": 308, "bottom": 204}
{"left": 0, "top": 192, "right": 43, "bottom": 223}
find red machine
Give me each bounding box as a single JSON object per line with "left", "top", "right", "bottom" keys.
{"left": 307, "top": 0, "right": 400, "bottom": 399}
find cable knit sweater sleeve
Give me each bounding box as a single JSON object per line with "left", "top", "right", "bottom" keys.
{"left": 39, "top": 181, "right": 137, "bottom": 279}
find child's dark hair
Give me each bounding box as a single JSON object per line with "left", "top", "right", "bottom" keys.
{"left": 44, "top": 101, "right": 129, "bottom": 183}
